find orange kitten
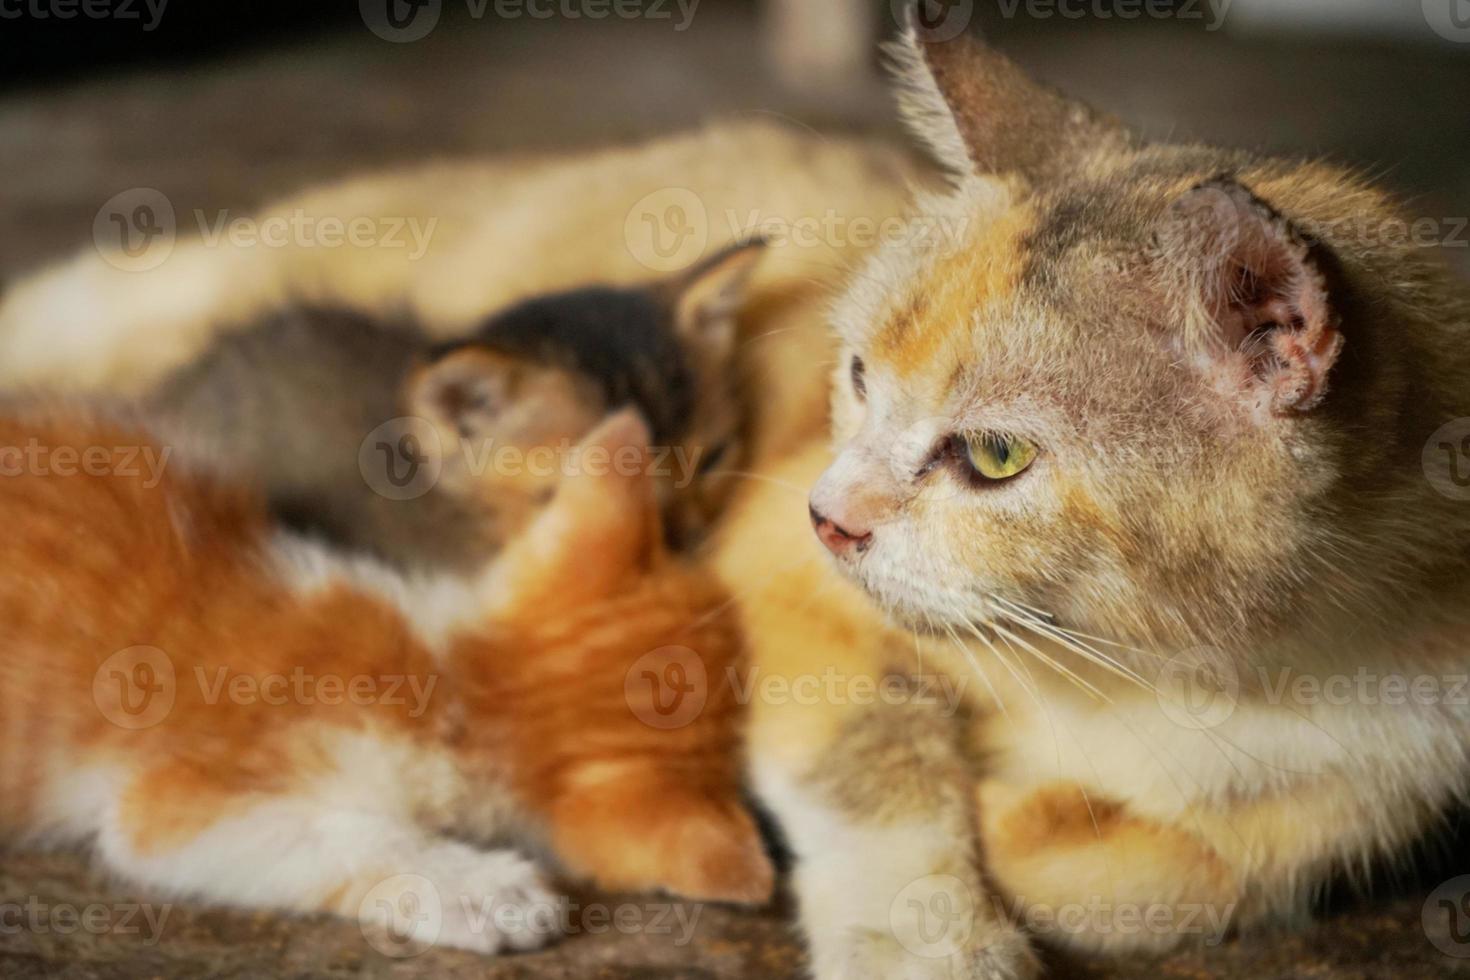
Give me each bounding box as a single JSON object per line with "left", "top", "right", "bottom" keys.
{"left": 0, "top": 405, "right": 770, "bottom": 956}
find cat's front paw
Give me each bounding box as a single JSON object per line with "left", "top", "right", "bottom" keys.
{"left": 810, "top": 870, "right": 1037, "bottom": 980}
{"left": 357, "top": 849, "right": 563, "bottom": 957}
{"left": 824, "top": 925, "right": 1038, "bottom": 980}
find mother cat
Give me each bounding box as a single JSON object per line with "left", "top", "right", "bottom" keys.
{"left": 716, "top": 28, "right": 1470, "bottom": 978}
{"left": 4, "top": 26, "right": 1470, "bottom": 980}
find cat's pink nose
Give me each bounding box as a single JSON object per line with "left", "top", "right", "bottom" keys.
{"left": 809, "top": 504, "right": 873, "bottom": 556}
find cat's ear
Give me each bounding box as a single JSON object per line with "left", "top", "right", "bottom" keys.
{"left": 404, "top": 347, "right": 524, "bottom": 457}
{"left": 667, "top": 238, "right": 768, "bottom": 362}
{"left": 1155, "top": 176, "right": 1344, "bottom": 415}
{"left": 486, "top": 409, "right": 664, "bottom": 614}
{"left": 886, "top": 14, "right": 1126, "bottom": 180}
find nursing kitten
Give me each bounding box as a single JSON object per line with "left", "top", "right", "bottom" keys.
{"left": 148, "top": 240, "right": 766, "bottom": 569}
{"left": 716, "top": 26, "right": 1470, "bottom": 980}
{"left": 0, "top": 406, "right": 773, "bottom": 951}
{"left": 0, "top": 121, "right": 923, "bottom": 468}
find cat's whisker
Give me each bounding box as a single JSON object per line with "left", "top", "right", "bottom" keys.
{"left": 940, "top": 620, "right": 1034, "bottom": 719}
{"left": 984, "top": 618, "right": 1109, "bottom": 703}
{"left": 708, "top": 470, "right": 812, "bottom": 496}
{"left": 737, "top": 325, "right": 810, "bottom": 351}
{"left": 941, "top": 621, "right": 1014, "bottom": 720}
{"left": 989, "top": 596, "right": 1156, "bottom": 694}
{"left": 992, "top": 595, "right": 1155, "bottom": 657}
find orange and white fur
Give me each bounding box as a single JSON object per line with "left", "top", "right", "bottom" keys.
{"left": 714, "top": 28, "right": 1470, "bottom": 979}
{"left": 6, "top": 30, "right": 1469, "bottom": 980}
{"left": 0, "top": 407, "right": 770, "bottom": 955}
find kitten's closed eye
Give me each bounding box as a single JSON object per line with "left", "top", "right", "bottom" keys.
{"left": 850, "top": 356, "right": 866, "bottom": 400}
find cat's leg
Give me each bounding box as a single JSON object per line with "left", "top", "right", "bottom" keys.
{"left": 547, "top": 764, "right": 775, "bottom": 903}
{"left": 750, "top": 662, "right": 1037, "bottom": 979}
{"left": 97, "top": 763, "right": 561, "bottom": 955}
{"left": 978, "top": 782, "right": 1241, "bottom": 955}
{"left": 718, "top": 444, "right": 1035, "bottom": 978}
{"left": 978, "top": 775, "right": 1442, "bottom": 954}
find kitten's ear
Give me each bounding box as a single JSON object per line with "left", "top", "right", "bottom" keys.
{"left": 886, "top": 13, "right": 1126, "bottom": 180}
{"left": 668, "top": 238, "right": 768, "bottom": 362}
{"left": 404, "top": 347, "right": 523, "bottom": 455}
{"left": 1156, "top": 177, "right": 1344, "bottom": 415}
{"left": 487, "top": 409, "right": 664, "bottom": 613}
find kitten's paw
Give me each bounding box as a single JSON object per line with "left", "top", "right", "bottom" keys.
{"left": 649, "top": 803, "right": 776, "bottom": 904}
{"left": 357, "top": 850, "right": 563, "bottom": 957}
{"left": 552, "top": 791, "right": 775, "bottom": 905}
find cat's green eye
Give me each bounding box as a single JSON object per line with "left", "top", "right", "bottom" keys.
{"left": 962, "top": 433, "right": 1038, "bottom": 481}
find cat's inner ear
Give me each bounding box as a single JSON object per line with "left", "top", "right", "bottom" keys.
{"left": 887, "top": 19, "right": 1127, "bottom": 179}
{"left": 1157, "top": 177, "right": 1344, "bottom": 415}
{"left": 668, "top": 238, "right": 768, "bottom": 360}
{"left": 405, "top": 346, "right": 525, "bottom": 452}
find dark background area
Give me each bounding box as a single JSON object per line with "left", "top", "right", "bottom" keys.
{"left": 2, "top": 0, "right": 1467, "bottom": 280}
{"left": 2, "top": 1, "right": 1470, "bottom": 977}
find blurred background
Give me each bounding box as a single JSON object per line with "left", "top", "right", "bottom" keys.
{"left": 2, "top": 2, "right": 1468, "bottom": 978}
{"left": 2, "top": 0, "right": 1468, "bottom": 279}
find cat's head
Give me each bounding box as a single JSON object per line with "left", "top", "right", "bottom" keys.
{"left": 481, "top": 407, "right": 734, "bottom": 628}
{"left": 403, "top": 240, "right": 767, "bottom": 549}
{"left": 810, "top": 27, "right": 1470, "bottom": 663}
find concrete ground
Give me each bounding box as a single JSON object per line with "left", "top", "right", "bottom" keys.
{"left": 2, "top": 3, "right": 1468, "bottom": 977}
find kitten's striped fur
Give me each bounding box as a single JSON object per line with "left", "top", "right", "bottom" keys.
{"left": 0, "top": 407, "right": 770, "bottom": 955}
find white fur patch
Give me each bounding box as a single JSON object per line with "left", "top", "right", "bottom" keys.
{"left": 264, "top": 530, "right": 484, "bottom": 656}
{"left": 884, "top": 29, "right": 975, "bottom": 180}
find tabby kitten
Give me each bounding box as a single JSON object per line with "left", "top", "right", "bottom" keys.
{"left": 0, "top": 406, "right": 772, "bottom": 953}
{"left": 149, "top": 240, "right": 766, "bottom": 570}
{"left": 716, "top": 25, "right": 1470, "bottom": 980}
